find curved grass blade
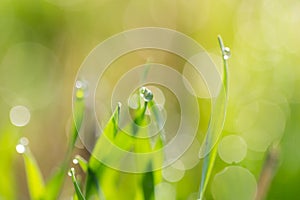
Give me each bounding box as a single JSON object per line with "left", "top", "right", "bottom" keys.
{"left": 22, "top": 149, "right": 45, "bottom": 200}
{"left": 75, "top": 155, "right": 88, "bottom": 173}
{"left": 88, "top": 103, "right": 121, "bottom": 170}
{"left": 69, "top": 168, "right": 86, "bottom": 200}
{"left": 198, "top": 35, "right": 229, "bottom": 200}
{"left": 85, "top": 166, "right": 104, "bottom": 200}
{"left": 84, "top": 104, "right": 122, "bottom": 199}
{"left": 42, "top": 97, "right": 86, "bottom": 200}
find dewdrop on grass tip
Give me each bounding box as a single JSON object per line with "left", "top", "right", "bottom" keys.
{"left": 139, "top": 87, "right": 153, "bottom": 102}
{"left": 16, "top": 137, "right": 29, "bottom": 154}
{"left": 223, "top": 47, "right": 231, "bottom": 60}
{"left": 68, "top": 167, "right": 75, "bottom": 177}
{"left": 73, "top": 158, "right": 79, "bottom": 165}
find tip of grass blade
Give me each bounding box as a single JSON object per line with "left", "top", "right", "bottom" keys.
{"left": 21, "top": 148, "right": 45, "bottom": 200}
{"left": 198, "top": 35, "right": 230, "bottom": 200}
{"left": 74, "top": 155, "right": 88, "bottom": 173}
{"left": 68, "top": 168, "right": 86, "bottom": 200}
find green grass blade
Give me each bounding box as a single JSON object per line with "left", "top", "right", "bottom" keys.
{"left": 85, "top": 104, "right": 121, "bottom": 199}
{"left": 139, "top": 100, "right": 164, "bottom": 199}
{"left": 0, "top": 127, "right": 19, "bottom": 200}
{"left": 89, "top": 103, "right": 121, "bottom": 170}
{"left": 85, "top": 89, "right": 164, "bottom": 199}
{"left": 71, "top": 96, "right": 85, "bottom": 149}
{"left": 198, "top": 35, "right": 229, "bottom": 200}
{"left": 22, "top": 149, "right": 45, "bottom": 200}
{"left": 42, "top": 97, "right": 86, "bottom": 200}
{"left": 141, "top": 163, "right": 155, "bottom": 200}
{"left": 69, "top": 168, "right": 86, "bottom": 200}
{"left": 85, "top": 165, "right": 105, "bottom": 200}
{"left": 75, "top": 155, "right": 88, "bottom": 173}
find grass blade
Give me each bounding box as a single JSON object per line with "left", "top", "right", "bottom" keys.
{"left": 71, "top": 95, "right": 85, "bottom": 149}
{"left": 84, "top": 104, "right": 122, "bottom": 199}
{"left": 69, "top": 168, "right": 86, "bottom": 200}
{"left": 142, "top": 167, "right": 155, "bottom": 200}
{"left": 198, "top": 35, "right": 230, "bottom": 200}
{"left": 75, "top": 155, "right": 88, "bottom": 173}
{"left": 22, "top": 149, "right": 45, "bottom": 200}
{"left": 42, "top": 97, "right": 86, "bottom": 199}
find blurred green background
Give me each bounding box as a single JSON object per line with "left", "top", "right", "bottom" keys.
{"left": 0, "top": 0, "right": 300, "bottom": 199}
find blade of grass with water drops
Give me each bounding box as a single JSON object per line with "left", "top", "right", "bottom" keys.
{"left": 42, "top": 95, "right": 86, "bottom": 200}
{"left": 198, "top": 35, "right": 230, "bottom": 200}
{"left": 18, "top": 137, "right": 69, "bottom": 200}
{"left": 68, "top": 168, "right": 86, "bottom": 200}
{"left": 140, "top": 97, "right": 165, "bottom": 200}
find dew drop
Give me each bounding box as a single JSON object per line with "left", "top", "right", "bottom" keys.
{"left": 223, "top": 47, "right": 231, "bottom": 60}
{"left": 16, "top": 144, "right": 26, "bottom": 154}
{"left": 146, "top": 86, "right": 166, "bottom": 106}
{"left": 68, "top": 167, "right": 75, "bottom": 177}
{"left": 75, "top": 80, "right": 88, "bottom": 100}
{"left": 139, "top": 87, "right": 153, "bottom": 102}
{"left": 72, "top": 158, "right": 79, "bottom": 165}
{"left": 75, "top": 80, "right": 84, "bottom": 89}
{"left": 16, "top": 137, "right": 29, "bottom": 154}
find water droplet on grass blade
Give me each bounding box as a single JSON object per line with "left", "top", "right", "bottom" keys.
{"left": 139, "top": 86, "right": 153, "bottom": 102}
{"left": 16, "top": 144, "right": 26, "bottom": 154}
{"left": 16, "top": 137, "right": 29, "bottom": 154}
{"left": 146, "top": 86, "right": 165, "bottom": 106}
{"left": 68, "top": 167, "right": 75, "bottom": 177}
{"left": 73, "top": 158, "right": 79, "bottom": 164}
{"left": 75, "top": 80, "right": 84, "bottom": 89}
{"left": 223, "top": 47, "right": 231, "bottom": 60}
{"left": 75, "top": 80, "right": 88, "bottom": 100}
